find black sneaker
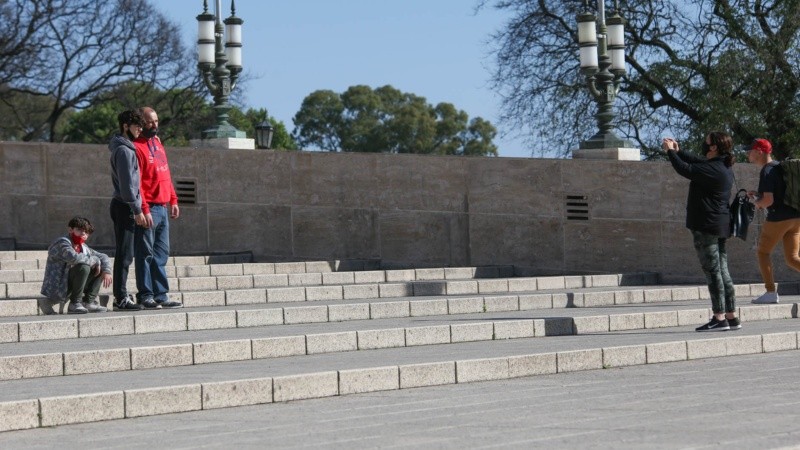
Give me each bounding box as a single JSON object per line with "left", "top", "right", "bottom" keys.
{"left": 727, "top": 317, "right": 742, "bottom": 330}
{"left": 696, "top": 317, "right": 730, "bottom": 332}
{"left": 113, "top": 295, "right": 143, "bottom": 311}
{"left": 139, "top": 298, "right": 162, "bottom": 310}
{"left": 155, "top": 298, "right": 183, "bottom": 309}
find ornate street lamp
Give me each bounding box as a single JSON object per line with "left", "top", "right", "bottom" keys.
{"left": 574, "top": 0, "right": 638, "bottom": 160}
{"left": 255, "top": 121, "right": 274, "bottom": 149}
{"left": 197, "top": 0, "right": 246, "bottom": 141}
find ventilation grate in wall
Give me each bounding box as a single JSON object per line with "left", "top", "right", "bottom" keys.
{"left": 175, "top": 178, "right": 197, "bottom": 205}
{"left": 565, "top": 194, "right": 589, "bottom": 221}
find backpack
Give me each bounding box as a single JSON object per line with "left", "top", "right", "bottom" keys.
{"left": 780, "top": 159, "right": 800, "bottom": 212}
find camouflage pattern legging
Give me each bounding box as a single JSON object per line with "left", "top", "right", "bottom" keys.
{"left": 691, "top": 230, "right": 736, "bottom": 314}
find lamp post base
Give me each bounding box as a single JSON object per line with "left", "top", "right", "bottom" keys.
{"left": 201, "top": 124, "right": 248, "bottom": 140}
{"left": 190, "top": 137, "right": 255, "bottom": 150}
{"left": 573, "top": 131, "right": 639, "bottom": 160}
{"left": 195, "top": 122, "right": 254, "bottom": 149}
{"left": 572, "top": 147, "right": 640, "bottom": 161}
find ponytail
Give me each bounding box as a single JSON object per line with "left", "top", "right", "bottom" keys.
{"left": 708, "top": 131, "right": 734, "bottom": 167}
{"left": 723, "top": 153, "right": 734, "bottom": 167}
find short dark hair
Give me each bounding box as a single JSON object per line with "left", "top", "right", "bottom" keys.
{"left": 117, "top": 110, "right": 144, "bottom": 133}
{"left": 67, "top": 216, "right": 94, "bottom": 234}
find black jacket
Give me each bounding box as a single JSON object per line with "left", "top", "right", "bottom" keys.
{"left": 667, "top": 150, "right": 733, "bottom": 237}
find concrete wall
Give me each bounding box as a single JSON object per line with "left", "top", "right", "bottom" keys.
{"left": 0, "top": 141, "right": 782, "bottom": 281}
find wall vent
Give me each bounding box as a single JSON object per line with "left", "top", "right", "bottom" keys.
{"left": 175, "top": 178, "right": 197, "bottom": 205}
{"left": 565, "top": 195, "right": 589, "bottom": 221}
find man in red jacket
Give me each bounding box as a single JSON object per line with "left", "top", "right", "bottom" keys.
{"left": 132, "top": 106, "right": 182, "bottom": 309}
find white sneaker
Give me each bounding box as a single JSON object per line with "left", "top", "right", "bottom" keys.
{"left": 752, "top": 291, "right": 779, "bottom": 304}
{"left": 84, "top": 300, "right": 107, "bottom": 313}
{"left": 67, "top": 301, "right": 88, "bottom": 314}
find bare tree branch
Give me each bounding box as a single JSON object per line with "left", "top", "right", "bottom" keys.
{"left": 481, "top": 0, "right": 800, "bottom": 159}
{"left": 0, "top": 0, "right": 198, "bottom": 142}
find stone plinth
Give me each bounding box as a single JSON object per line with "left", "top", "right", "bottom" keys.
{"left": 572, "top": 147, "right": 641, "bottom": 161}
{"left": 190, "top": 138, "right": 256, "bottom": 150}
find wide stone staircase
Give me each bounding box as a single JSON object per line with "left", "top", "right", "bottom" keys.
{"left": 0, "top": 250, "right": 798, "bottom": 432}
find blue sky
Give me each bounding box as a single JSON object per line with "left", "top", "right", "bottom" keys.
{"left": 156, "top": 1, "right": 532, "bottom": 158}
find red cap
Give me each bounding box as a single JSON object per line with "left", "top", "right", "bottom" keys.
{"left": 751, "top": 138, "right": 772, "bottom": 154}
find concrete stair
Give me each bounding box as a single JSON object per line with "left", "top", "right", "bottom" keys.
{"left": 0, "top": 251, "right": 798, "bottom": 433}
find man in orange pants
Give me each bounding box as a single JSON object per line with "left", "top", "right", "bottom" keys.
{"left": 747, "top": 138, "right": 800, "bottom": 303}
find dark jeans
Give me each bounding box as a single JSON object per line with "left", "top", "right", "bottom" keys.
{"left": 691, "top": 230, "right": 736, "bottom": 314}
{"left": 110, "top": 198, "right": 135, "bottom": 301}
{"left": 67, "top": 264, "right": 102, "bottom": 303}
{"left": 135, "top": 204, "right": 170, "bottom": 301}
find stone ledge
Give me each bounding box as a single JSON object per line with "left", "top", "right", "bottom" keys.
{"left": 125, "top": 385, "right": 202, "bottom": 418}
{"left": 0, "top": 332, "right": 797, "bottom": 432}
{"left": 40, "top": 392, "right": 124, "bottom": 427}
{"left": 0, "top": 306, "right": 797, "bottom": 382}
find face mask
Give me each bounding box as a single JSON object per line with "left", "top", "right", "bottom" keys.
{"left": 70, "top": 232, "right": 87, "bottom": 247}
{"left": 125, "top": 130, "right": 136, "bottom": 140}
{"left": 701, "top": 142, "right": 711, "bottom": 154}
{"left": 142, "top": 127, "right": 158, "bottom": 139}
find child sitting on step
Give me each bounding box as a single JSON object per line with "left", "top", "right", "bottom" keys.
{"left": 39, "top": 216, "right": 112, "bottom": 314}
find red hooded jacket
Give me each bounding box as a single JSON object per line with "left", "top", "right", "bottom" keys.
{"left": 133, "top": 135, "right": 178, "bottom": 215}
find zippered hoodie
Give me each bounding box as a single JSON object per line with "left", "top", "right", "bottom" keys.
{"left": 40, "top": 235, "right": 111, "bottom": 302}
{"left": 133, "top": 135, "right": 178, "bottom": 215}
{"left": 109, "top": 134, "right": 143, "bottom": 214}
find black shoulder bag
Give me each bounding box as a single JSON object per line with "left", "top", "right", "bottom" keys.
{"left": 730, "top": 187, "right": 755, "bottom": 241}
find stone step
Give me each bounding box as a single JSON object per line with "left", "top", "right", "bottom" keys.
{"left": 0, "top": 256, "right": 378, "bottom": 273}
{"left": 0, "top": 266, "right": 530, "bottom": 298}
{"left": 0, "top": 282, "right": 796, "bottom": 343}
{"left": 0, "top": 264, "right": 517, "bottom": 285}
{"left": 0, "top": 251, "right": 248, "bottom": 265}
{"left": 1, "top": 298, "right": 797, "bottom": 379}
{"left": 0, "top": 251, "right": 794, "bottom": 433}
{"left": 0, "top": 251, "right": 49, "bottom": 262}
{"left": 0, "top": 272, "right": 663, "bottom": 308}
{"left": 0, "top": 279, "right": 778, "bottom": 320}
{"left": 0, "top": 318, "right": 797, "bottom": 432}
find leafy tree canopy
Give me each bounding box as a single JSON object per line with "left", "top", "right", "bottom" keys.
{"left": 479, "top": 0, "right": 800, "bottom": 160}
{"left": 292, "top": 85, "right": 498, "bottom": 156}
{"left": 61, "top": 81, "right": 296, "bottom": 149}
{"left": 0, "top": 86, "right": 61, "bottom": 141}
{"left": 60, "top": 81, "right": 213, "bottom": 146}
{"left": 228, "top": 108, "right": 297, "bottom": 151}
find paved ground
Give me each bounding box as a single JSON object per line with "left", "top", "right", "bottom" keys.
{"left": 2, "top": 350, "right": 799, "bottom": 449}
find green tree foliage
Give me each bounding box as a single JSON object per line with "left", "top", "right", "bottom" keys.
{"left": 0, "top": 87, "right": 63, "bottom": 141}
{"left": 60, "top": 81, "right": 212, "bottom": 146}
{"left": 292, "top": 85, "right": 498, "bottom": 156}
{"left": 479, "top": 0, "right": 800, "bottom": 160}
{"left": 59, "top": 101, "right": 121, "bottom": 144}
{"left": 0, "top": 0, "right": 196, "bottom": 142}
{"left": 228, "top": 108, "right": 297, "bottom": 150}
{"left": 61, "top": 82, "right": 296, "bottom": 149}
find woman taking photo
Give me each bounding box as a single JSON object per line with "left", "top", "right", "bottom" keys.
{"left": 663, "top": 132, "right": 740, "bottom": 331}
